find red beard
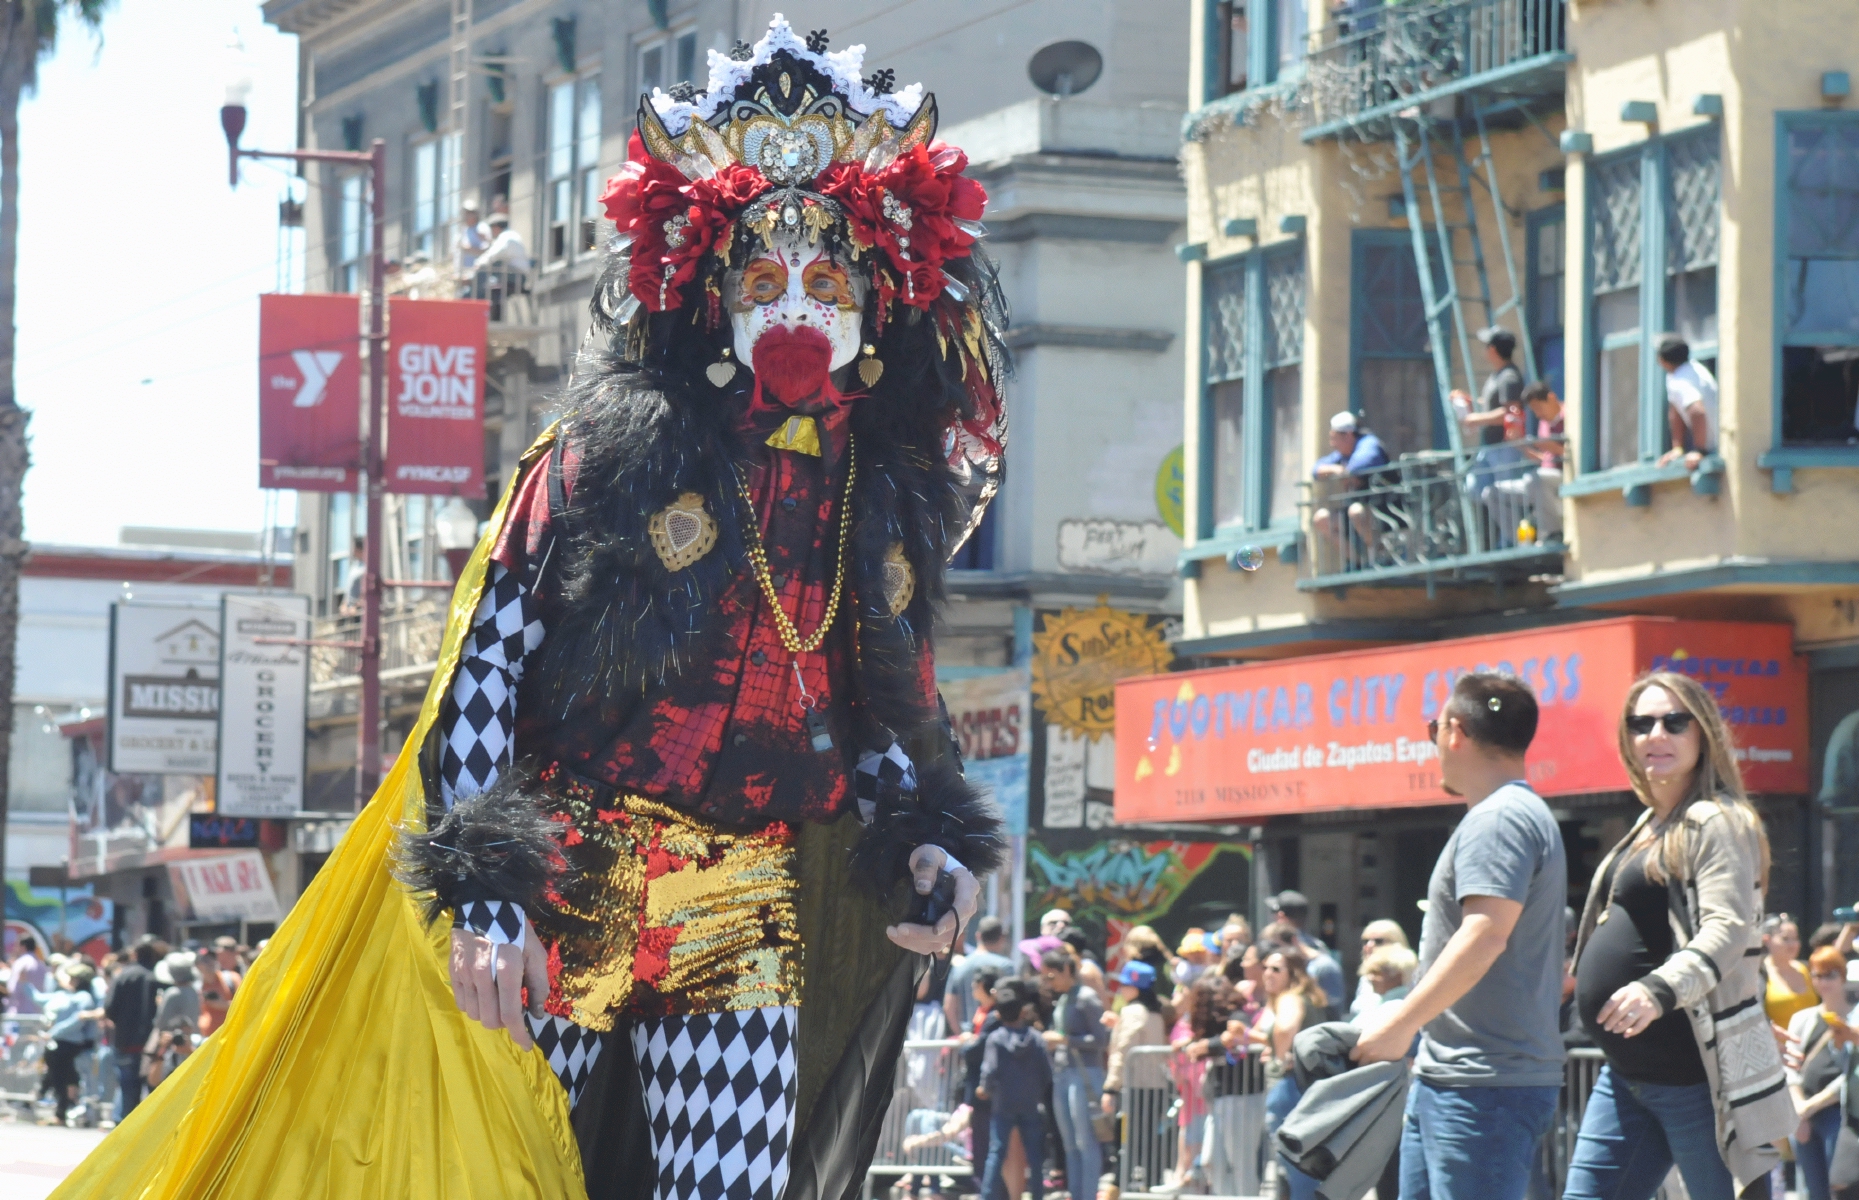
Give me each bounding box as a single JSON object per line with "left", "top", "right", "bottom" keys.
{"left": 750, "top": 324, "right": 835, "bottom": 403}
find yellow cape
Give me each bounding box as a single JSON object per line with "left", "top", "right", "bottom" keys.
{"left": 53, "top": 430, "right": 589, "bottom": 1200}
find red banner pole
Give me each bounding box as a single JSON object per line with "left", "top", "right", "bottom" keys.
{"left": 358, "top": 138, "right": 388, "bottom": 811}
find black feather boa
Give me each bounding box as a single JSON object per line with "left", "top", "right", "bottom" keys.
{"left": 393, "top": 765, "right": 563, "bottom": 925}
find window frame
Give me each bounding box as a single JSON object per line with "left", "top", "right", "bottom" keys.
{"left": 1349, "top": 226, "right": 1442, "bottom": 453}
{"left": 1578, "top": 124, "right": 1723, "bottom": 476}
{"left": 542, "top": 73, "right": 603, "bottom": 268}
{"left": 1771, "top": 110, "right": 1859, "bottom": 459}
{"left": 336, "top": 172, "right": 368, "bottom": 293}
{"left": 1527, "top": 204, "right": 1567, "bottom": 399}
{"left": 1196, "top": 239, "right": 1307, "bottom": 541}
{"left": 1202, "top": 0, "right": 1302, "bottom": 105}
{"left": 408, "top": 130, "right": 462, "bottom": 262}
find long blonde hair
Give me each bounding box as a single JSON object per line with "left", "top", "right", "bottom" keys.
{"left": 1617, "top": 671, "right": 1769, "bottom": 887}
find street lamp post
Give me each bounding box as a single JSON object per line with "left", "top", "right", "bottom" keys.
{"left": 222, "top": 101, "right": 389, "bottom": 811}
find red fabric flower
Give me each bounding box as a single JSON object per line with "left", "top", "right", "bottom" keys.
{"left": 819, "top": 140, "right": 987, "bottom": 309}
{"left": 599, "top": 132, "right": 772, "bottom": 311}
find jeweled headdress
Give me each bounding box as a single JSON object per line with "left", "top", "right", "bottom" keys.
{"left": 598, "top": 14, "right": 1007, "bottom": 484}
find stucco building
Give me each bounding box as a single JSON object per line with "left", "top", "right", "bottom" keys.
{"left": 1153, "top": 0, "right": 1859, "bottom": 960}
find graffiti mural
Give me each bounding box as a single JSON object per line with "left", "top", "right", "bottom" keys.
{"left": 1028, "top": 838, "right": 1249, "bottom": 929}
{"left": 5, "top": 880, "right": 113, "bottom": 962}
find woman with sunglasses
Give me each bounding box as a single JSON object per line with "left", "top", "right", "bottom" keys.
{"left": 1564, "top": 672, "right": 1796, "bottom": 1200}
{"left": 1785, "top": 946, "right": 1858, "bottom": 1200}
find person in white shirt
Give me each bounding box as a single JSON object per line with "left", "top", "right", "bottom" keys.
{"left": 1657, "top": 335, "right": 1718, "bottom": 471}
{"left": 477, "top": 210, "right": 531, "bottom": 275}
{"left": 453, "top": 200, "right": 490, "bottom": 279}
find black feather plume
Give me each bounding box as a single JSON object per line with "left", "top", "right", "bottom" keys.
{"left": 392, "top": 766, "right": 564, "bottom": 926}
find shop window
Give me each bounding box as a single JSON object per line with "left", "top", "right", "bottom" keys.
{"left": 1351, "top": 230, "right": 1437, "bottom": 458}
{"left": 1583, "top": 125, "right": 1721, "bottom": 472}
{"left": 1198, "top": 244, "right": 1306, "bottom": 536}
{"left": 1528, "top": 207, "right": 1566, "bottom": 399}
{"left": 1778, "top": 114, "right": 1859, "bottom": 447}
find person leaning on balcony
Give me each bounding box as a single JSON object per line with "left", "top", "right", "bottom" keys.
{"left": 1482, "top": 381, "right": 1566, "bottom": 544}
{"left": 1452, "top": 326, "right": 1525, "bottom": 446}
{"left": 454, "top": 200, "right": 489, "bottom": 281}
{"left": 1310, "top": 411, "right": 1391, "bottom": 570}
{"left": 476, "top": 208, "right": 532, "bottom": 276}
{"left": 1657, "top": 335, "right": 1720, "bottom": 472}
{"left": 1561, "top": 671, "right": 1796, "bottom": 1200}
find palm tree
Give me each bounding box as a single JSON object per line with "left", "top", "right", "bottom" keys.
{"left": 0, "top": 0, "right": 112, "bottom": 888}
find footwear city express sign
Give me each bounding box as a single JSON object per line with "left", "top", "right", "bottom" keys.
{"left": 1113, "top": 617, "right": 1809, "bottom": 822}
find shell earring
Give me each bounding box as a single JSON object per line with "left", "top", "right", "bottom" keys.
{"left": 857, "top": 343, "right": 884, "bottom": 388}
{"left": 706, "top": 347, "right": 738, "bottom": 388}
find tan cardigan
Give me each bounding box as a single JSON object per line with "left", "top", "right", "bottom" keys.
{"left": 1103, "top": 1002, "right": 1167, "bottom": 1093}
{"left": 1571, "top": 799, "right": 1796, "bottom": 1190}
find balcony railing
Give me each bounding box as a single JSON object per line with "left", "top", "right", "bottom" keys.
{"left": 1303, "top": 0, "right": 1570, "bottom": 139}
{"left": 389, "top": 261, "right": 537, "bottom": 326}
{"left": 1300, "top": 440, "right": 1565, "bottom": 589}
{"left": 310, "top": 602, "right": 448, "bottom": 690}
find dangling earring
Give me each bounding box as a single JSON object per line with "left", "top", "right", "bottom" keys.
{"left": 857, "top": 343, "right": 884, "bottom": 388}
{"left": 706, "top": 346, "right": 737, "bottom": 388}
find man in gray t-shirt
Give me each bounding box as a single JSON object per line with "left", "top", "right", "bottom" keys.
{"left": 1352, "top": 672, "right": 1566, "bottom": 1200}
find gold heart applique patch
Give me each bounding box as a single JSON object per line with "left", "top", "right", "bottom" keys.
{"left": 647, "top": 492, "right": 719, "bottom": 571}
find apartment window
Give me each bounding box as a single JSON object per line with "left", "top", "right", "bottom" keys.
{"left": 641, "top": 29, "right": 699, "bottom": 95}
{"left": 1198, "top": 244, "right": 1306, "bottom": 536}
{"left": 545, "top": 76, "right": 602, "bottom": 265}
{"left": 410, "top": 132, "right": 461, "bottom": 261}
{"left": 1528, "top": 207, "right": 1566, "bottom": 398}
{"left": 1351, "top": 230, "right": 1438, "bottom": 459}
{"left": 1778, "top": 113, "right": 1859, "bottom": 446}
{"left": 1213, "top": 2, "right": 1249, "bottom": 97}
{"left": 1274, "top": 0, "right": 1308, "bottom": 79}
{"left": 1585, "top": 125, "right": 1721, "bottom": 471}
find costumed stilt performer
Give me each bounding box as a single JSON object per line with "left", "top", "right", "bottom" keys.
{"left": 52, "top": 16, "right": 1008, "bottom": 1200}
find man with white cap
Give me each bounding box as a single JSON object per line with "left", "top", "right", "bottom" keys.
{"left": 1311, "top": 411, "right": 1390, "bottom": 572}
{"left": 453, "top": 198, "right": 489, "bottom": 284}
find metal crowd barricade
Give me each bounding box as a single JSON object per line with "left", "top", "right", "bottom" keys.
{"left": 1117, "top": 1044, "right": 1269, "bottom": 1199}
{"left": 0, "top": 1014, "right": 52, "bottom": 1110}
{"left": 869, "top": 1038, "right": 975, "bottom": 1189}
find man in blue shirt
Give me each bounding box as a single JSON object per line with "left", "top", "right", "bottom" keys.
{"left": 1311, "top": 411, "right": 1391, "bottom": 573}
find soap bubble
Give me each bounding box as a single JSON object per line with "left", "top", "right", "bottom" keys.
{"left": 1230, "top": 545, "right": 1267, "bottom": 572}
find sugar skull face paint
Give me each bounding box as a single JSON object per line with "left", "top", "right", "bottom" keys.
{"left": 728, "top": 227, "right": 867, "bottom": 387}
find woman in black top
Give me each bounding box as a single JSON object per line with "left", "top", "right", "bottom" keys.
{"left": 1564, "top": 673, "right": 1781, "bottom": 1200}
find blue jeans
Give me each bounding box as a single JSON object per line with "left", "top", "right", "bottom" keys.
{"left": 1562, "top": 1065, "right": 1734, "bottom": 1200}
{"left": 1051, "top": 1065, "right": 1104, "bottom": 1198}
{"left": 1266, "top": 1075, "right": 1321, "bottom": 1200}
{"left": 1399, "top": 1077, "right": 1558, "bottom": 1200}
{"left": 984, "top": 1107, "right": 1045, "bottom": 1200}
{"left": 1796, "top": 1104, "right": 1844, "bottom": 1200}
{"left": 116, "top": 1052, "right": 146, "bottom": 1121}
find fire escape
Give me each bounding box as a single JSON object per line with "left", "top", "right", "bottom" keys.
{"left": 1300, "top": 0, "right": 1572, "bottom": 593}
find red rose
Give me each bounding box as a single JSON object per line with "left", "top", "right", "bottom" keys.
{"left": 819, "top": 140, "right": 988, "bottom": 309}
{"left": 599, "top": 133, "right": 772, "bottom": 311}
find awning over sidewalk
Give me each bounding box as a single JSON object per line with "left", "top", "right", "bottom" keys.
{"left": 1114, "top": 617, "right": 1808, "bottom": 823}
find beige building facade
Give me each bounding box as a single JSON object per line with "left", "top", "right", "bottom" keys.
{"left": 1169, "top": 0, "right": 1859, "bottom": 956}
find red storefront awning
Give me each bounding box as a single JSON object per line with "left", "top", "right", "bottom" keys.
{"left": 1113, "top": 617, "right": 1808, "bottom": 823}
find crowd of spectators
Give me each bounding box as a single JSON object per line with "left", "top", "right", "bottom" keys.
{"left": 2, "top": 932, "right": 264, "bottom": 1127}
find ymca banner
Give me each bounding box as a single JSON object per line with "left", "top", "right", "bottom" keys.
{"left": 1114, "top": 616, "right": 1810, "bottom": 823}
{"left": 384, "top": 298, "right": 487, "bottom": 495}
{"left": 258, "top": 293, "right": 362, "bottom": 492}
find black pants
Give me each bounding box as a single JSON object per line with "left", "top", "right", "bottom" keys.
{"left": 965, "top": 1099, "right": 993, "bottom": 1196}
{"left": 44, "top": 1039, "right": 92, "bottom": 1118}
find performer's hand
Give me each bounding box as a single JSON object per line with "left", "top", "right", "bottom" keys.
{"left": 450, "top": 916, "right": 549, "bottom": 1051}
{"left": 885, "top": 845, "right": 980, "bottom": 955}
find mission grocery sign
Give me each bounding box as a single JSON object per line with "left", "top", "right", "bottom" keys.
{"left": 1113, "top": 617, "right": 1809, "bottom": 823}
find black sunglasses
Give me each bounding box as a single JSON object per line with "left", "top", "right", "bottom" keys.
{"left": 1426, "top": 718, "right": 1442, "bottom": 741}
{"left": 1626, "top": 712, "right": 1695, "bottom": 737}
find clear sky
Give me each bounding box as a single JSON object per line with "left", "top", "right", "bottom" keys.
{"left": 16, "top": 1, "right": 300, "bottom": 547}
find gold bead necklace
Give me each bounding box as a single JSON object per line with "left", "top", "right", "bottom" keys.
{"left": 733, "top": 435, "right": 857, "bottom": 655}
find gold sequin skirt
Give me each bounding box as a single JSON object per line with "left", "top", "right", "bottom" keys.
{"left": 530, "top": 764, "right": 804, "bottom": 1031}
